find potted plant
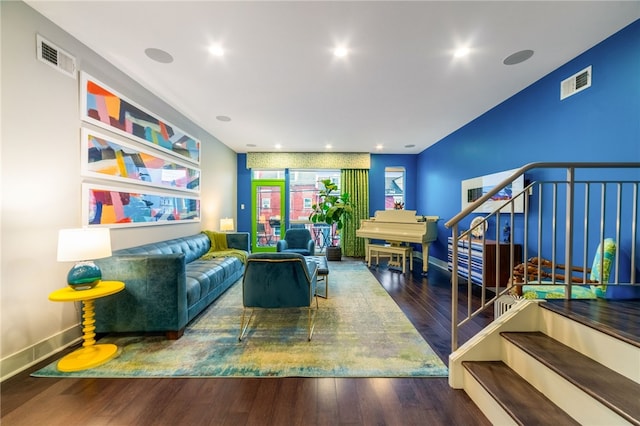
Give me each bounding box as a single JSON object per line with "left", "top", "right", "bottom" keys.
{"left": 308, "top": 179, "right": 354, "bottom": 261}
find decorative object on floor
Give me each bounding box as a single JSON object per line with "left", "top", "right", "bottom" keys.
{"left": 48, "top": 280, "right": 125, "bottom": 371}
{"left": 33, "top": 261, "right": 447, "bottom": 378}
{"left": 240, "top": 253, "right": 318, "bottom": 341}
{"left": 309, "top": 179, "right": 354, "bottom": 261}
{"left": 57, "top": 227, "right": 112, "bottom": 290}
{"left": 276, "top": 228, "right": 315, "bottom": 256}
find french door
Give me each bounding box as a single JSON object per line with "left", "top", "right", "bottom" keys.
{"left": 251, "top": 179, "right": 285, "bottom": 252}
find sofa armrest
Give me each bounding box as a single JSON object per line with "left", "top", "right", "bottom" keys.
{"left": 226, "top": 232, "right": 250, "bottom": 252}
{"left": 94, "top": 253, "right": 188, "bottom": 333}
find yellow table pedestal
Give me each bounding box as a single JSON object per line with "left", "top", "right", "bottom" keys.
{"left": 57, "top": 343, "right": 119, "bottom": 372}
{"left": 49, "top": 280, "right": 125, "bottom": 372}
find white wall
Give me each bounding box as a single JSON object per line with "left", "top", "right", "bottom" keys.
{"left": 0, "top": 1, "right": 237, "bottom": 379}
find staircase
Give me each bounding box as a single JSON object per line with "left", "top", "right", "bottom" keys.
{"left": 449, "top": 300, "right": 640, "bottom": 425}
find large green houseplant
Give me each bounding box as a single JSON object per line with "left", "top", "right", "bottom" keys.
{"left": 309, "top": 179, "right": 354, "bottom": 260}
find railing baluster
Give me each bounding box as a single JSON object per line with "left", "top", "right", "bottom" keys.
{"left": 583, "top": 183, "right": 590, "bottom": 283}
{"left": 632, "top": 183, "right": 638, "bottom": 283}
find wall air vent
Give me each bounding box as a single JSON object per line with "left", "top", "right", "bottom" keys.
{"left": 560, "top": 65, "right": 591, "bottom": 100}
{"left": 36, "top": 34, "right": 77, "bottom": 79}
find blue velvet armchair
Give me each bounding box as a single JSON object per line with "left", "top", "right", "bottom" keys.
{"left": 276, "top": 228, "right": 315, "bottom": 256}
{"left": 239, "top": 252, "right": 319, "bottom": 341}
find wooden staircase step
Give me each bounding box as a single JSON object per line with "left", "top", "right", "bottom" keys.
{"left": 502, "top": 331, "right": 640, "bottom": 425}
{"left": 463, "top": 360, "right": 579, "bottom": 425}
{"left": 540, "top": 300, "right": 640, "bottom": 348}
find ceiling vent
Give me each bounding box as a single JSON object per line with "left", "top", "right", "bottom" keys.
{"left": 560, "top": 65, "right": 591, "bottom": 100}
{"left": 36, "top": 34, "right": 77, "bottom": 79}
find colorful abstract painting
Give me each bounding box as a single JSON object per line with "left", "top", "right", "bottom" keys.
{"left": 80, "top": 72, "right": 200, "bottom": 164}
{"left": 83, "top": 184, "right": 200, "bottom": 228}
{"left": 81, "top": 128, "right": 200, "bottom": 193}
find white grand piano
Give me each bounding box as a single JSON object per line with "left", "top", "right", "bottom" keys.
{"left": 356, "top": 210, "right": 439, "bottom": 273}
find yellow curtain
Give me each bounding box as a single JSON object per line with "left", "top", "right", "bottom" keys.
{"left": 341, "top": 169, "right": 369, "bottom": 257}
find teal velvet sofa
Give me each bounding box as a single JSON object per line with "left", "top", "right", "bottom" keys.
{"left": 94, "top": 232, "right": 249, "bottom": 339}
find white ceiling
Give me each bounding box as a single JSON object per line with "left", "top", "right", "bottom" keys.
{"left": 26, "top": 1, "right": 640, "bottom": 154}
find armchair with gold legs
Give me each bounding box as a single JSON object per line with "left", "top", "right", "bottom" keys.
{"left": 239, "top": 253, "right": 319, "bottom": 341}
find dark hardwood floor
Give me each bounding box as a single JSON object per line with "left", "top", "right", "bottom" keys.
{"left": 1, "top": 258, "right": 492, "bottom": 426}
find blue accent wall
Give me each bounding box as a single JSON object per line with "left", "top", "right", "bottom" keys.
{"left": 237, "top": 154, "right": 253, "bottom": 234}
{"left": 417, "top": 20, "right": 640, "bottom": 268}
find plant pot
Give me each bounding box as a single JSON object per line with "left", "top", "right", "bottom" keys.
{"left": 326, "top": 246, "right": 342, "bottom": 261}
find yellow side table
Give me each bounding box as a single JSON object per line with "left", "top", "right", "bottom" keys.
{"left": 49, "top": 280, "right": 125, "bottom": 372}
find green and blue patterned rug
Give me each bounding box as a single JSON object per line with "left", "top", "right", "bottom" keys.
{"left": 33, "top": 261, "right": 448, "bottom": 378}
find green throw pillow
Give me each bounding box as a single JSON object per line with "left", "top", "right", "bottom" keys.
{"left": 590, "top": 238, "right": 616, "bottom": 297}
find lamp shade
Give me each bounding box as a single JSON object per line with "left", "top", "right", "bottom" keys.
{"left": 220, "top": 218, "right": 234, "bottom": 232}
{"left": 57, "top": 228, "right": 112, "bottom": 290}
{"left": 57, "top": 228, "right": 112, "bottom": 261}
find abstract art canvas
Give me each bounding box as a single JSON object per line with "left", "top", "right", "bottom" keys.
{"left": 80, "top": 72, "right": 200, "bottom": 164}
{"left": 81, "top": 128, "right": 200, "bottom": 193}
{"left": 83, "top": 184, "right": 200, "bottom": 228}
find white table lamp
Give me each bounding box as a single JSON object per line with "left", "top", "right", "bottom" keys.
{"left": 220, "top": 218, "right": 234, "bottom": 232}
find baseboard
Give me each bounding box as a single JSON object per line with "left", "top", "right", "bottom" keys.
{"left": 429, "top": 256, "right": 449, "bottom": 272}
{"left": 1, "top": 325, "right": 81, "bottom": 382}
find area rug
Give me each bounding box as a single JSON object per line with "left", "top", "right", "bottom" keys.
{"left": 33, "top": 260, "right": 448, "bottom": 378}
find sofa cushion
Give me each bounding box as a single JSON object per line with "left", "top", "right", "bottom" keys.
{"left": 185, "top": 256, "right": 244, "bottom": 307}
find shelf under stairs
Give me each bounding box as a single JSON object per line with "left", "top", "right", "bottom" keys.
{"left": 449, "top": 299, "right": 640, "bottom": 425}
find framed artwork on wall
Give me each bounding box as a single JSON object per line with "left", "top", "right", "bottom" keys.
{"left": 461, "top": 168, "right": 525, "bottom": 213}
{"left": 83, "top": 183, "right": 200, "bottom": 228}
{"left": 79, "top": 72, "right": 201, "bottom": 164}
{"left": 81, "top": 128, "right": 200, "bottom": 193}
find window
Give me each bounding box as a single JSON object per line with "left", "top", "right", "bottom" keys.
{"left": 289, "top": 170, "right": 340, "bottom": 223}
{"left": 385, "top": 167, "right": 405, "bottom": 209}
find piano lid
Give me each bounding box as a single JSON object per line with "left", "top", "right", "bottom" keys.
{"left": 369, "top": 210, "right": 439, "bottom": 223}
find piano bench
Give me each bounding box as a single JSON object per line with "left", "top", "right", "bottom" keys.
{"left": 368, "top": 244, "right": 413, "bottom": 273}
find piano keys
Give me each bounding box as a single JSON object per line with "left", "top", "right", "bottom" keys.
{"left": 356, "top": 210, "right": 439, "bottom": 273}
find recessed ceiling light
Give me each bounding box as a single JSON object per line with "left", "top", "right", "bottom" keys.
{"left": 453, "top": 47, "right": 470, "bottom": 58}
{"left": 325, "top": 144, "right": 333, "bottom": 150}
{"left": 216, "top": 115, "right": 231, "bottom": 122}
{"left": 333, "top": 46, "right": 349, "bottom": 58}
{"left": 145, "top": 48, "right": 174, "bottom": 64}
{"left": 503, "top": 49, "right": 534, "bottom": 65}
{"left": 209, "top": 44, "right": 225, "bottom": 57}
{"left": 375, "top": 144, "right": 383, "bottom": 151}
{"left": 275, "top": 143, "right": 282, "bottom": 150}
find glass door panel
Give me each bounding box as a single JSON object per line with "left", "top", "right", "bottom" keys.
{"left": 251, "top": 179, "right": 285, "bottom": 252}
